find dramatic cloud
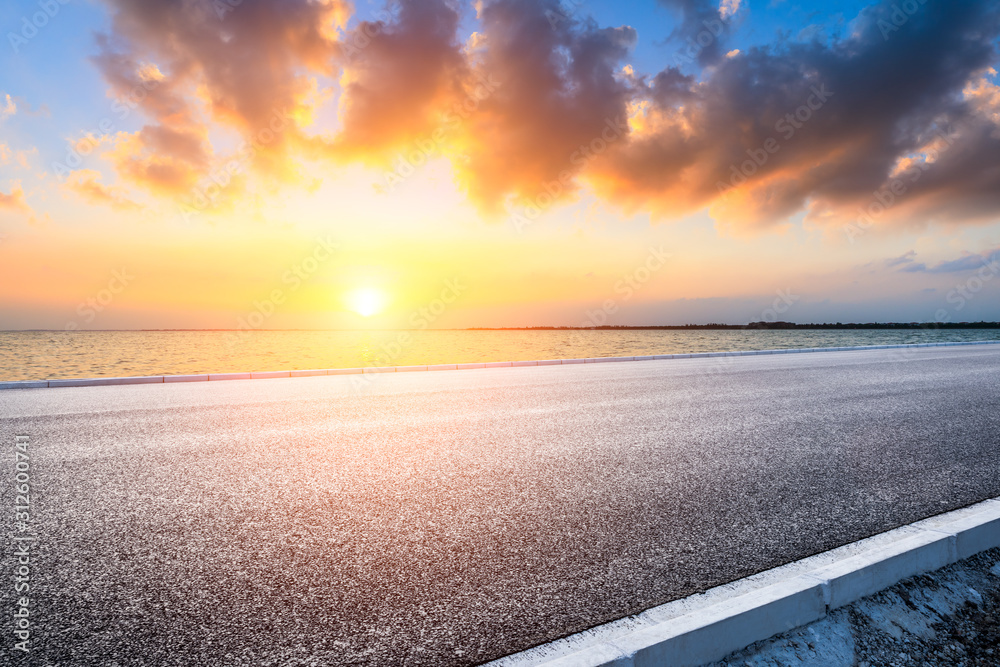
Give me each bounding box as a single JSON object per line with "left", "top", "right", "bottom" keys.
{"left": 92, "top": 0, "right": 347, "bottom": 200}
{"left": 63, "top": 169, "right": 141, "bottom": 211}
{"left": 587, "top": 0, "right": 1000, "bottom": 233}
{"left": 965, "top": 69, "right": 1000, "bottom": 126}
{"left": 658, "top": 0, "right": 734, "bottom": 66}
{"left": 79, "top": 0, "right": 1000, "bottom": 233}
{"left": 328, "top": 0, "right": 468, "bottom": 162}
{"left": 457, "top": 0, "right": 636, "bottom": 212}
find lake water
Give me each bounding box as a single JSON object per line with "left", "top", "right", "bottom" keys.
{"left": 1, "top": 329, "right": 998, "bottom": 381}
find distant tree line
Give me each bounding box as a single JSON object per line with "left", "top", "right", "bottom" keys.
{"left": 467, "top": 322, "right": 1000, "bottom": 330}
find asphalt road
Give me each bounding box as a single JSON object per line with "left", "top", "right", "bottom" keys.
{"left": 2, "top": 345, "right": 1000, "bottom": 666}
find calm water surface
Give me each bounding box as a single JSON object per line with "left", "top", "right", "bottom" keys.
{"left": 1, "top": 329, "right": 998, "bottom": 381}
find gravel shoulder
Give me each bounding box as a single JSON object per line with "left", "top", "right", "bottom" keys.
{"left": 714, "top": 547, "right": 1000, "bottom": 666}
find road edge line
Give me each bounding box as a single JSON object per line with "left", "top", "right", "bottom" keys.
{"left": 485, "top": 497, "right": 1000, "bottom": 667}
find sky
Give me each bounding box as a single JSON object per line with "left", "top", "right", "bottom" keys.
{"left": 1, "top": 0, "right": 1000, "bottom": 330}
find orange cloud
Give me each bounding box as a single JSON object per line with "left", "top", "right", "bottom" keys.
{"left": 63, "top": 169, "right": 141, "bottom": 211}
{"left": 453, "top": 0, "right": 636, "bottom": 213}
{"left": 0, "top": 185, "right": 28, "bottom": 211}
{"left": 0, "top": 181, "right": 34, "bottom": 219}
{"left": 78, "top": 0, "right": 1000, "bottom": 234}
{"left": 0, "top": 94, "right": 15, "bottom": 121}
{"left": 328, "top": 0, "right": 468, "bottom": 163}
{"left": 92, "top": 0, "right": 348, "bottom": 204}
{"left": 964, "top": 69, "right": 1000, "bottom": 128}
{"left": 99, "top": 131, "right": 203, "bottom": 198}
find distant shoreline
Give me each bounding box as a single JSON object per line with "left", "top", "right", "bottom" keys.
{"left": 5, "top": 323, "right": 1000, "bottom": 332}
{"left": 466, "top": 322, "right": 1000, "bottom": 331}
{"left": 2, "top": 322, "right": 1000, "bottom": 332}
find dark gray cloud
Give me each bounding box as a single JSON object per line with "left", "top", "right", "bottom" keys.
{"left": 658, "top": 0, "right": 732, "bottom": 66}
{"left": 900, "top": 248, "right": 1000, "bottom": 274}
{"left": 589, "top": 0, "right": 1000, "bottom": 232}
{"left": 457, "top": 0, "right": 636, "bottom": 211}
{"left": 885, "top": 250, "right": 917, "bottom": 268}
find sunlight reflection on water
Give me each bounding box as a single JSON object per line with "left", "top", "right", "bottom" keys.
{"left": 1, "top": 328, "right": 998, "bottom": 381}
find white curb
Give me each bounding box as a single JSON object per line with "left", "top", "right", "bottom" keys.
{"left": 163, "top": 374, "right": 208, "bottom": 383}
{"left": 47, "top": 375, "right": 163, "bottom": 388}
{"left": 207, "top": 372, "right": 251, "bottom": 381}
{"left": 485, "top": 498, "right": 1000, "bottom": 667}
{"left": 289, "top": 369, "right": 326, "bottom": 377}
{"left": 2, "top": 340, "right": 998, "bottom": 390}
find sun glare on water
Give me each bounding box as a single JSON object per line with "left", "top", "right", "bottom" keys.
{"left": 346, "top": 287, "right": 388, "bottom": 317}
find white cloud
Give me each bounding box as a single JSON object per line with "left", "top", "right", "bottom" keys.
{"left": 0, "top": 94, "right": 16, "bottom": 121}
{"left": 720, "top": 0, "right": 742, "bottom": 19}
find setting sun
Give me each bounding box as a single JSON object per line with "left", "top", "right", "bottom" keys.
{"left": 346, "top": 287, "right": 388, "bottom": 318}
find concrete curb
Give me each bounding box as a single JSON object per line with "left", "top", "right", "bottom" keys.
{"left": 485, "top": 498, "right": 1000, "bottom": 667}
{"left": 1, "top": 339, "right": 998, "bottom": 390}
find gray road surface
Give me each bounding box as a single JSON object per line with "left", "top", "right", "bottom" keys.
{"left": 2, "top": 345, "right": 1000, "bottom": 666}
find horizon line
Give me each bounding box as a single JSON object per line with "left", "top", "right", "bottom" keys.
{"left": 3, "top": 321, "right": 1000, "bottom": 333}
